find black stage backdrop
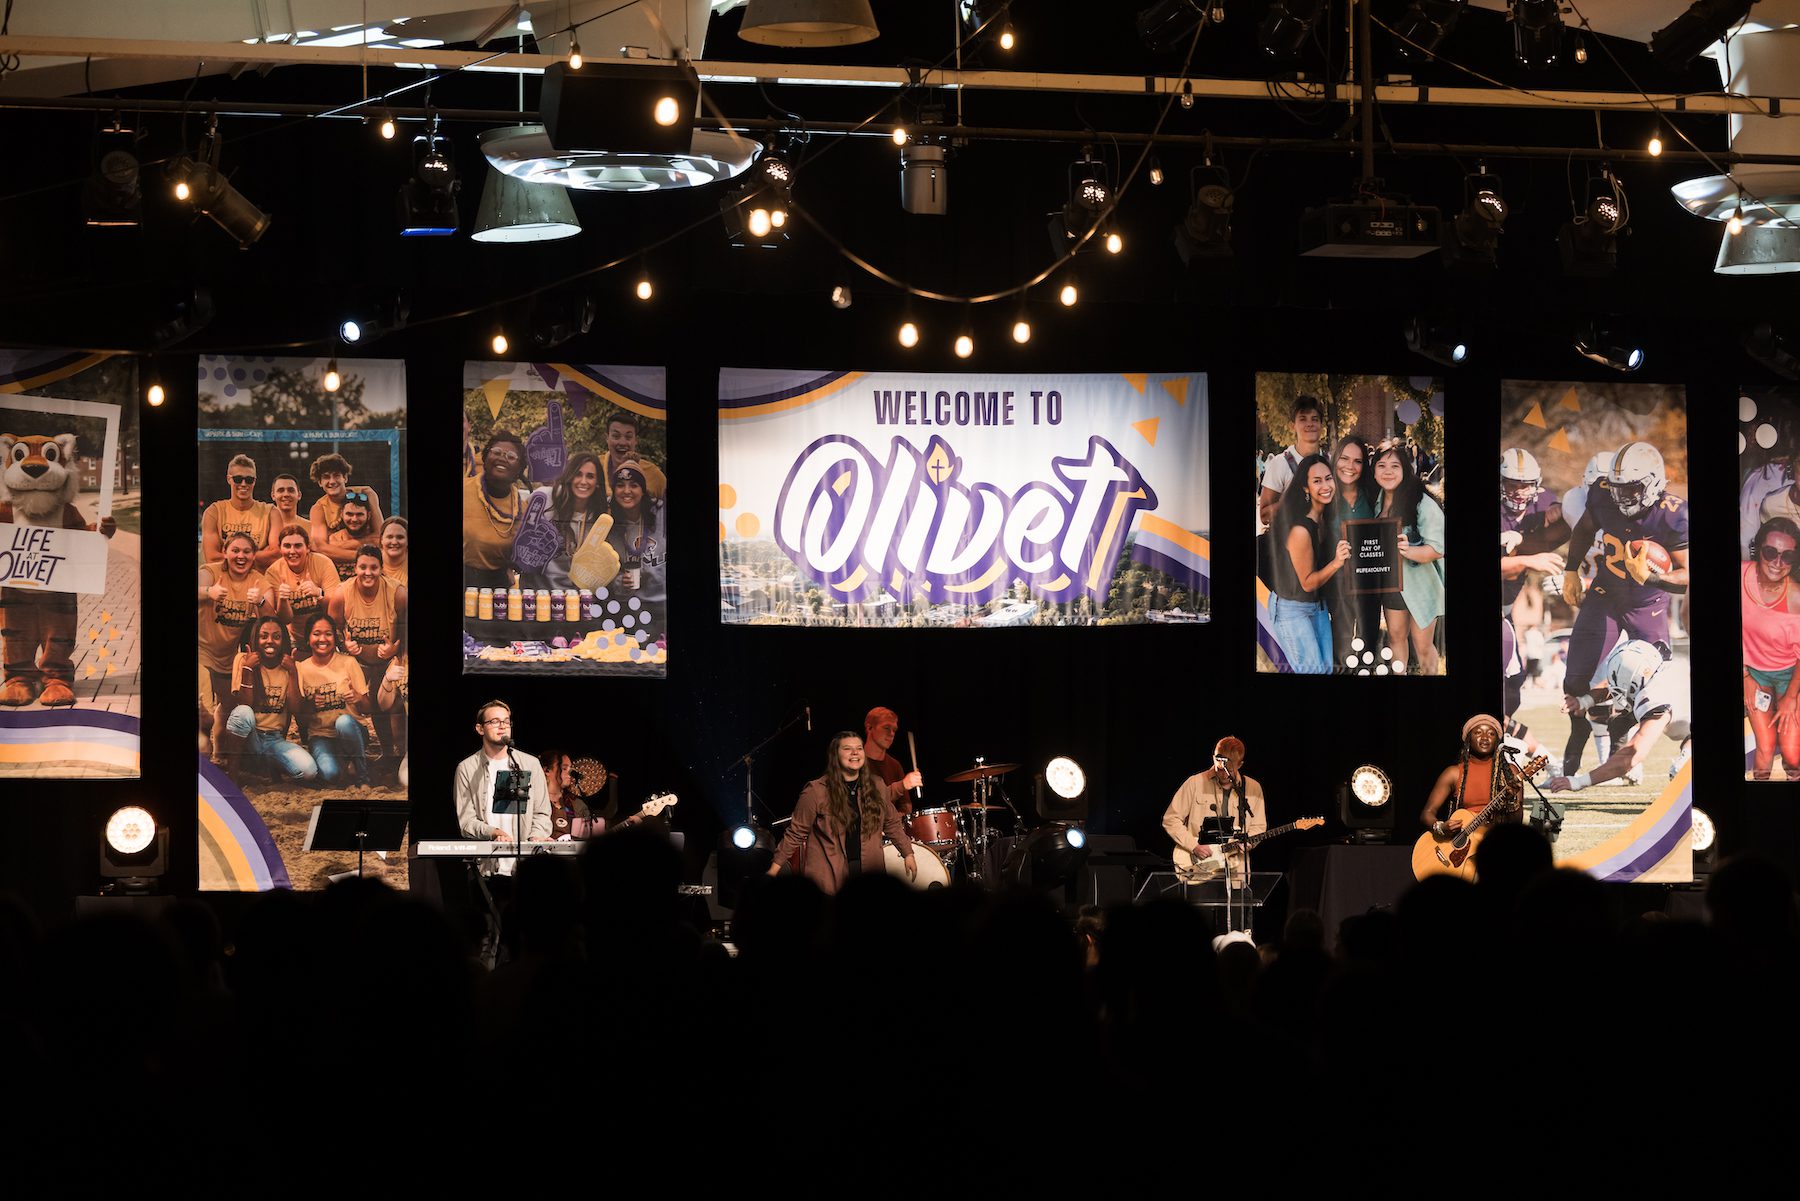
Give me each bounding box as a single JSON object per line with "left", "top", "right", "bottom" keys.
{"left": 0, "top": 295, "right": 1787, "bottom": 915}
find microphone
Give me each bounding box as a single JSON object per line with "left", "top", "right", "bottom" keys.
{"left": 568, "top": 767, "right": 584, "bottom": 784}
{"left": 805, "top": 705, "right": 811, "bottom": 732}
{"left": 1498, "top": 742, "right": 1520, "bottom": 757}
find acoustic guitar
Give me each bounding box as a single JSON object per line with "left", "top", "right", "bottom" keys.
{"left": 1411, "top": 755, "right": 1547, "bottom": 881}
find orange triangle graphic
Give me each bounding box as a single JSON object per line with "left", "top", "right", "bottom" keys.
{"left": 1558, "top": 387, "right": 1581, "bottom": 412}
{"left": 1523, "top": 402, "right": 1547, "bottom": 429}
{"left": 1122, "top": 373, "right": 1149, "bottom": 395}
{"left": 1160, "top": 377, "right": 1189, "bottom": 406}
{"left": 1133, "top": 417, "right": 1160, "bottom": 447}
{"left": 481, "top": 378, "right": 510, "bottom": 420}
{"left": 1548, "top": 427, "right": 1572, "bottom": 453}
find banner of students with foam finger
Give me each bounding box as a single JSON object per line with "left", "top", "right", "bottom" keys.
{"left": 1500, "top": 381, "right": 1691, "bottom": 883}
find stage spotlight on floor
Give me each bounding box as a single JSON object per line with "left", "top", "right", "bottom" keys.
{"left": 1574, "top": 320, "right": 1644, "bottom": 372}
{"left": 1340, "top": 763, "right": 1394, "bottom": 843}
{"left": 717, "top": 825, "right": 774, "bottom": 910}
{"left": 731, "top": 824, "right": 760, "bottom": 850}
{"left": 1036, "top": 755, "right": 1089, "bottom": 822}
{"left": 102, "top": 806, "right": 168, "bottom": 894}
{"left": 1003, "top": 822, "right": 1092, "bottom": 891}
{"left": 1406, "top": 315, "right": 1467, "bottom": 367}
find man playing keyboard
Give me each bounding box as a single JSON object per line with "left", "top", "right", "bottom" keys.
{"left": 454, "top": 700, "right": 552, "bottom": 875}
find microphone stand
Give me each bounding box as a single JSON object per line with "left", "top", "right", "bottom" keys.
{"left": 724, "top": 709, "right": 811, "bottom": 831}
{"left": 1503, "top": 745, "right": 1563, "bottom": 844}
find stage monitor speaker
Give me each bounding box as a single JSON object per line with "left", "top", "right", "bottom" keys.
{"left": 540, "top": 61, "right": 698, "bottom": 154}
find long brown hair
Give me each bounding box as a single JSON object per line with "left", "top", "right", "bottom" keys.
{"left": 823, "top": 731, "right": 885, "bottom": 836}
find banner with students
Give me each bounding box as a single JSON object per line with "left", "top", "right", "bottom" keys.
{"left": 197, "top": 355, "right": 408, "bottom": 891}
{"left": 718, "top": 370, "right": 1210, "bottom": 628}
{"left": 0, "top": 350, "right": 140, "bottom": 778}
{"left": 1500, "top": 381, "right": 1690, "bottom": 883}
{"left": 1737, "top": 386, "right": 1799, "bottom": 782}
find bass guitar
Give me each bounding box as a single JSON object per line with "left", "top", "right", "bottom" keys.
{"left": 1172, "top": 817, "right": 1324, "bottom": 882}
{"left": 1411, "top": 755, "right": 1546, "bottom": 881}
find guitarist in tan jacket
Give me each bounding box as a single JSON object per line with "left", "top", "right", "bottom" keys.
{"left": 1163, "top": 737, "right": 1266, "bottom": 884}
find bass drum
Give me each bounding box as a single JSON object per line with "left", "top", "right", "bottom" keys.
{"left": 882, "top": 840, "right": 950, "bottom": 890}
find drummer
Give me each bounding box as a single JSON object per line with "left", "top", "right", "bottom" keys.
{"left": 863, "top": 706, "right": 913, "bottom": 815}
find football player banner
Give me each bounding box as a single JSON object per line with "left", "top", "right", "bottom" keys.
{"left": 717, "top": 369, "right": 1210, "bottom": 629}
{"left": 1500, "top": 382, "right": 1691, "bottom": 882}
{"left": 197, "top": 355, "right": 408, "bottom": 892}
{"left": 0, "top": 352, "right": 140, "bottom": 778}
{"left": 462, "top": 362, "right": 668, "bottom": 676}
{"left": 1737, "top": 386, "right": 1800, "bottom": 781}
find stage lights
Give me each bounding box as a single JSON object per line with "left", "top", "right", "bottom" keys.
{"left": 1511, "top": 0, "right": 1563, "bottom": 70}
{"left": 1743, "top": 323, "right": 1800, "bottom": 380}
{"left": 172, "top": 118, "right": 271, "bottom": 248}
{"left": 958, "top": 1, "right": 1015, "bottom": 49}
{"left": 1005, "top": 822, "right": 1091, "bottom": 890}
{"left": 530, "top": 293, "right": 595, "bottom": 348}
{"left": 1340, "top": 763, "right": 1395, "bottom": 842}
{"left": 1136, "top": 0, "right": 1210, "bottom": 53}
{"left": 1046, "top": 756, "right": 1086, "bottom": 800}
{"left": 1651, "top": 0, "right": 1757, "bottom": 71}
{"left": 717, "top": 824, "right": 774, "bottom": 911}
{"left": 149, "top": 286, "right": 214, "bottom": 350}
{"left": 1691, "top": 806, "right": 1716, "bottom": 854}
{"left": 337, "top": 294, "right": 409, "bottom": 346}
{"left": 1573, "top": 319, "right": 1644, "bottom": 372}
{"left": 397, "top": 119, "right": 460, "bottom": 237}
{"left": 1259, "top": 0, "right": 1325, "bottom": 59}
{"left": 901, "top": 141, "right": 948, "bottom": 215}
{"left": 1048, "top": 148, "right": 1113, "bottom": 254}
{"left": 83, "top": 125, "right": 143, "bottom": 228}
{"left": 1392, "top": 0, "right": 1467, "bottom": 62}
{"left": 1451, "top": 169, "right": 1507, "bottom": 268}
{"left": 102, "top": 805, "right": 167, "bottom": 892}
{"left": 1560, "top": 172, "right": 1628, "bottom": 277}
{"left": 721, "top": 168, "right": 792, "bottom": 248}
{"left": 1174, "top": 166, "right": 1234, "bottom": 264}
{"left": 1406, "top": 315, "right": 1468, "bottom": 367}
{"left": 830, "top": 285, "right": 853, "bottom": 309}
{"left": 731, "top": 824, "right": 759, "bottom": 850}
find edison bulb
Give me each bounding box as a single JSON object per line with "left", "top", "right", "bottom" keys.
{"left": 1012, "top": 320, "right": 1032, "bottom": 344}
{"left": 636, "top": 278, "right": 654, "bottom": 300}
{"left": 1105, "top": 231, "right": 1123, "bottom": 254}
{"left": 1059, "top": 283, "right": 1078, "bottom": 307}
{"left": 654, "top": 96, "right": 681, "bottom": 126}
{"left": 748, "top": 208, "right": 772, "bottom": 238}
{"left": 899, "top": 322, "right": 920, "bottom": 348}
{"left": 954, "top": 333, "right": 974, "bottom": 358}
{"left": 146, "top": 383, "right": 166, "bottom": 407}
{"left": 492, "top": 332, "right": 509, "bottom": 356}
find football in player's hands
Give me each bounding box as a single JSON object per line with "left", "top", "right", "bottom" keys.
{"left": 1630, "top": 538, "right": 1671, "bottom": 576}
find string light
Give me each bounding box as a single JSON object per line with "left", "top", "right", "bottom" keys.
{"left": 1574, "top": 33, "right": 1588, "bottom": 64}
{"left": 1012, "top": 318, "right": 1032, "bottom": 344}
{"left": 1648, "top": 131, "right": 1664, "bottom": 157}
{"left": 323, "top": 358, "right": 342, "bottom": 392}
{"left": 569, "top": 39, "right": 583, "bottom": 70}
{"left": 899, "top": 321, "right": 920, "bottom": 348}
{"left": 999, "top": 23, "right": 1015, "bottom": 50}
{"left": 636, "top": 274, "right": 654, "bottom": 300}
{"left": 954, "top": 331, "right": 975, "bottom": 358}
{"left": 1059, "top": 282, "right": 1078, "bottom": 307}
{"left": 1105, "top": 230, "right": 1124, "bottom": 254}
{"left": 892, "top": 127, "right": 910, "bottom": 146}
{"left": 491, "top": 329, "right": 510, "bottom": 356}
{"left": 376, "top": 109, "right": 397, "bottom": 140}
{"left": 146, "top": 381, "right": 166, "bottom": 407}
{"left": 1729, "top": 204, "right": 1744, "bottom": 236}
{"left": 653, "top": 96, "right": 680, "bottom": 126}
{"left": 1149, "top": 158, "right": 1165, "bottom": 186}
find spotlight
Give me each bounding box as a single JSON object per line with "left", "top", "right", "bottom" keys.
{"left": 716, "top": 825, "right": 774, "bottom": 911}
{"left": 954, "top": 331, "right": 975, "bottom": 358}
{"left": 1066, "top": 826, "right": 1087, "bottom": 850}
{"left": 1406, "top": 315, "right": 1468, "bottom": 367}
{"left": 1559, "top": 176, "right": 1627, "bottom": 276}
{"left": 1047, "top": 150, "right": 1112, "bottom": 254}
{"left": 731, "top": 824, "right": 759, "bottom": 850}
{"left": 1691, "top": 806, "right": 1715, "bottom": 854}
{"left": 148, "top": 286, "right": 214, "bottom": 349}
{"left": 397, "top": 125, "right": 460, "bottom": 237}
{"left": 1137, "top": 0, "right": 1210, "bottom": 53}
{"left": 1573, "top": 319, "right": 1644, "bottom": 372}
{"left": 1259, "top": 0, "right": 1326, "bottom": 59}
{"left": 1450, "top": 169, "right": 1507, "bottom": 268}
{"left": 1392, "top": 0, "right": 1468, "bottom": 62}
{"left": 899, "top": 320, "right": 921, "bottom": 348}
{"left": 1036, "top": 756, "right": 1089, "bottom": 822}
{"left": 323, "top": 358, "right": 342, "bottom": 393}
{"left": 1652, "top": 0, "right": 1757, "bottom": 71}
{"left": 1173, "top": 166, "right": 1234, "bottom": 264}
{"left": 1743, "top": 323, "right": 1800, "bottom": 380}
{"left": 492, "top": 329, "right": 510, "bottom": 356}
{"left": 529, "top": 293, "right": 596, "bottom": 348}
{"left": 102, "top": 805, "right": 168, "bottom": 892}
{"left": 721, "top": 175, "right": 792, "bottom": 248}
{"left": 337, "top": 294, "right": 409, "bottom": 345}
{"left": 83, "top": 126, "right": 143, "bottom": 228}
{"left": 830, "top": 284, "right": 853, "bottom": 309}
{"left": 1339, "top": 763, "right": 1395, "bottom": 842}
{"left": 1003, "top": 822, "right": 1091, "bottom": 892}
{"left": 901, "top": 142, "right": 948, "bottom": 215}
{"left": 174, "top": 121, "right": 272, "bottom": 248}
{"left": 1511, "top": 0, "right": 1563, "bottom": 70}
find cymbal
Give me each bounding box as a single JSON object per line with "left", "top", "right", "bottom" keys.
{"left": 944, "top": 762, "right": 1019, "bottom": 783}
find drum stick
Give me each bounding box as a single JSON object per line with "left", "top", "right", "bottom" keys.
{"left": 906, "top": 731, "right": 924, "bottom": 800}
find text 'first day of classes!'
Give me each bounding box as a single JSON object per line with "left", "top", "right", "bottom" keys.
{"left": 873, "top": 388, "right": 1068, "bottom": 427}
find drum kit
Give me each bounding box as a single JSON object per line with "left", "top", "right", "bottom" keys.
{"left": 887, "top": 757, "right": 1023, "bottom": 888}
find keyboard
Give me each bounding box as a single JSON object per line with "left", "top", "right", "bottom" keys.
{"left": 413, "top": 840, "right": 584, "bottom": 857}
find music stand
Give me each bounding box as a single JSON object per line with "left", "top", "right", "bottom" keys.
{"left": 305, "top": 800, "right": 410, "bottom": 878}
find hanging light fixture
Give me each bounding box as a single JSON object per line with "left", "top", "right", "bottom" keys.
{"left": 471, "top": 128, "right": 581, "bottom": 243}
{"left": 738, "top": 0, "right": 879, "bottom": 47}
{"left": 323, "top": 358, "right": 342, "bottom": 393}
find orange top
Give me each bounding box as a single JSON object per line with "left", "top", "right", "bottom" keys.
{"left": 1459, "top": 756, "right": 1496, "bottom": 814}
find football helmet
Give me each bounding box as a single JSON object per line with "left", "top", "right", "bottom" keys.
{"left": 1603, "top": 639, "right": 1663, "bottom": 714}
{"left": 1606, "top": 442, "right": 1666, "bottom": 517}
{"left": 1500, "top": 447, "right": 1542, "bottom": 516}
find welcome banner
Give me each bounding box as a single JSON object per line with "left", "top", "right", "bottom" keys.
{"left": 718, "top": 370, "right": 1209, "bottom": 628}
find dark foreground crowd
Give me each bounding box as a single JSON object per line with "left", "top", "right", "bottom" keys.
{"left": 6, "top": 824, "right": 1796, "bottom": 1195}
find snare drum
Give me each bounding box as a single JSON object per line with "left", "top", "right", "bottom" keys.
{"left": 907, "top": 806, "right": 960, "bottom": 849}
{"left": 883, "top": 841, "right": 950, "bottom": 889}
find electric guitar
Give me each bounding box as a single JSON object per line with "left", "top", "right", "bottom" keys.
{"left": 1173, "top": 817, "right": 1325, "bottom": 882}
{"left": 566, "top": 792, "right": 678, "bottom": 840}
{"left": 1411, "top": 755, "right": 1546, "bottom": 881}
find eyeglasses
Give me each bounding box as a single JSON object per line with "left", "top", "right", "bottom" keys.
{"left": 231, "top": 475, "right": 256, "bottom": 486}
{"left": 1760, "top": 544, "right": 1800, "bottom": 567}
{"left": 481, "top": 718, "right": 511, "bottom": 727}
